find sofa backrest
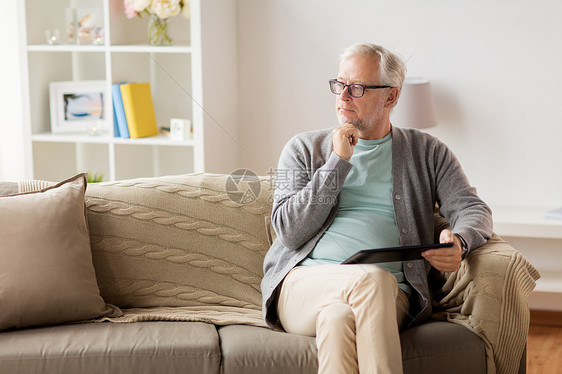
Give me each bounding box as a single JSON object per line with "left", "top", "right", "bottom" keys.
{"left": 85, "top": 173, "right": 274, "bottom": 312}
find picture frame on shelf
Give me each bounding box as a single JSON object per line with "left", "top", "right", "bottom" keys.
{"left": 49, "top": 80, "right": 107, "bottom": 134}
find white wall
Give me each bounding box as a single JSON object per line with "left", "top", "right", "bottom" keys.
{"left": 199, "top": 0, "right": 240, "bottom": 174}
{"left": 236, "top": 0, "right": 562, "bottom": 209}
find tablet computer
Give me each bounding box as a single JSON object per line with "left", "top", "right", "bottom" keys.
{"left": 341, "top": 242, "right": 454, "bottom": 264}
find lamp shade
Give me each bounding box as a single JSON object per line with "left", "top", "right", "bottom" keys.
{"left": 391, "top": 78, "right": 437, "bottom": 129}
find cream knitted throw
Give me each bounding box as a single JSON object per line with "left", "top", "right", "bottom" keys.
{"left": 432, "top": 234, "right": 540, "bottom": 374}
{"left": 84, "top": 174, "right": 272, "bottom": 328}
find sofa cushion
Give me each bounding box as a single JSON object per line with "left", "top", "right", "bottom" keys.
{"left": 0, "top": 321, "right": 221, "bottom": 374}
{"left": 0, "top": 173, "right": 115, "bottom": 331}
{"left": 401, "top": 321, "right": 486, "bottom": 373}
{"left": 218, "top": 321, "right": 486, "bottom": 374}
{"left": 85, "top": 174, "right": 273, "bottom": 325}
{"left": 218, "top": 324, "right": 318, "bottom": 374}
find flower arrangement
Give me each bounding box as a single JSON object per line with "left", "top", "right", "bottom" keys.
{"left": 123, "top": 0, "right": 190, "bottom": 45}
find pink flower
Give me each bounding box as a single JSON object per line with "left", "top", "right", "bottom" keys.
{"left": 123, "top": 0, "right": 139, "bottom": 19}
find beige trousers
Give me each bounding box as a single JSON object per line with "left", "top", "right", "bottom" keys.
{"left": 277, "top": 264, "right": 410, "bottom": 374}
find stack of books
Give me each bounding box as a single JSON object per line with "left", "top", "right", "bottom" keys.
{"left": 111, "top": 82, "right": 158, "bottom": 138}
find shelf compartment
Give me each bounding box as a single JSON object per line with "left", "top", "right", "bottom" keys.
{"left": 109, "top": 2, "right": 190, "bottom": 48}
{"left": 27, "top": 51, "right": 106, "bottom": 135}
{"left": 32, "top": 141, "right": 110, "bottom": 182}
{"left": 114, "top": 143, "right": 194, "bottom": 180}
{"left": 111, "top": 52, "right": 192, "bottom": 130}
{"left": 25, "top": 0, "right": 106, "bottom": 46}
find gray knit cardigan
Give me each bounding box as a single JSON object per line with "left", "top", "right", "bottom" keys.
{"left": 261, "top": 126, "right": 493, "bottom": 329}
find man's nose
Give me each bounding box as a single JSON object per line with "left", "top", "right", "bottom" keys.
{"left": 339, "top": 85, "right": 353, "bottom": 100}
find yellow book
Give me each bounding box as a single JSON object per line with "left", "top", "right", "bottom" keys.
{"left": 119, "top": 82, "right": 158, "bottom": 139}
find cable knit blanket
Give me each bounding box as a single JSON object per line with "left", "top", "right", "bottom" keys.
{"left": 431, "top": 234, "right": 540, "bottom": 374}
{"left": 95, "top": 306, "right": 266, "bottom": 327}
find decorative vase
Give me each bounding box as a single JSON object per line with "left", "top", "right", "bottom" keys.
{"left": 148, "top": 14, "right": 172, "bottom": 46}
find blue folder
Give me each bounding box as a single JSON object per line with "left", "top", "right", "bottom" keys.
{"left": 112, "top": 103, "right": 120, "bottom": 137}
{"left": 112, "top": 83, "right": 130, "bottom": 138}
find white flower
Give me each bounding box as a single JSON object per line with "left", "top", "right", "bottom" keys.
{"left": 131, "top": 0, "right": 151, "bottom": 12}
{"left": 150, "top": 0, "right": 181, "bottom": 19}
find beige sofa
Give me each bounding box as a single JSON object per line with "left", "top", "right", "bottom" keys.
{"left": 0, "top": 173, "right": 539, "bottom": 373}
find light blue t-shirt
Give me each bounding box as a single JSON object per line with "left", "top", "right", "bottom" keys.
{"left": 300, "top": 132, "right": 411, "bottom": 295}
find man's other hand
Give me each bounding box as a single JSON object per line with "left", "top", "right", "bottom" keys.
{"left": 421, "top": 229, "right": 462, "bottom": 273}
{"left": 332, "top": 123, "right": 359, "bottom": 161}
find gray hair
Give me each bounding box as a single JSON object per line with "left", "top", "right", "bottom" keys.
{"left": 340, "top": 43, "right": 406, "bottom": 104}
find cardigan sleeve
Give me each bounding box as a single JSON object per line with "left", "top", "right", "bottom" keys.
{"left": 433, "top": 140, "right": 493, "bottom": 251}
{"left": 270, "top": 135, "right": 352, "bottom": 250}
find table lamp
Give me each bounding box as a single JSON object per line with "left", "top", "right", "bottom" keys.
{"left": 391, "top": 78, "right": 437, "bottom": 129}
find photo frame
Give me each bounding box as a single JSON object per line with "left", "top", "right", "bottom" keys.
{"left": 49, "top": 80, "right": 107, "bottom": 134}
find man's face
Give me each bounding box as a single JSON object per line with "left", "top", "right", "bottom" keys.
{"left": 335, "top": 54, "right": 389, "bottom": 132}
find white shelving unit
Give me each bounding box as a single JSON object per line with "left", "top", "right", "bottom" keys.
{"left": 19, "top": 0, "right": 239, "bottom": 182}
{"left": 492, "top": 205, "right": 562, "bottom": 310}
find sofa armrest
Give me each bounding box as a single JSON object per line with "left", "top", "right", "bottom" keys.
{"left": 431, "top": 234, "right": 540, "bottom": 374}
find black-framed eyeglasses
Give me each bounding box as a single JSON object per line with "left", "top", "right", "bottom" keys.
{"left": 329, "top": 79, "right": 392, "bottom": 98}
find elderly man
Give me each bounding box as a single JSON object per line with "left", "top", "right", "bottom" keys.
{"left": 261, "top": 42, "right": 492, "bottom": 374}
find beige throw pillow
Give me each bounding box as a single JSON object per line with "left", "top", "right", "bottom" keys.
{"left": 0, "top": 173, "right": 114, "bottom": 330}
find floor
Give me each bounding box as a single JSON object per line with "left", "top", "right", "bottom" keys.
{"left": 527, "top": 324, "right": 562, "bottom": 373}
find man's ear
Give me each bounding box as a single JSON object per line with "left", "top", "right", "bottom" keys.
{"left": 385, "top": 87, "right": 400, "bottom": 108}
